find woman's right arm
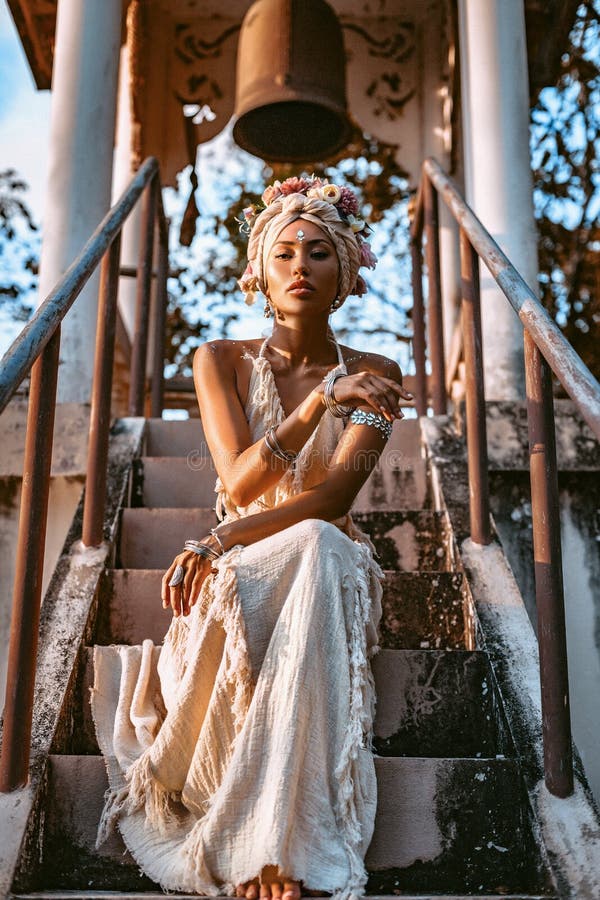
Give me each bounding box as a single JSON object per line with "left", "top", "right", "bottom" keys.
{"left": 193, "top": 341, "right": 327, "bottom": 507}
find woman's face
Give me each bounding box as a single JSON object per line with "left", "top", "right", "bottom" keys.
{"left": 264, "top": 219, "right": 340, "bottom": 317}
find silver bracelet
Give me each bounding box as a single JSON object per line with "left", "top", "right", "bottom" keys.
{"left": 183, "top": 540, "right": 220, "bottom": 560}
{"left": 323, "top": 371, "right": 354, "bottom": 418}
{"left": 210, "top": 528, "right": 225, "bottom": 555}
{"left": 349, "top": 409, "right": 393, "bottom": 438}
{"left": 264, "top": 425, "right": 298, "bottom": 462}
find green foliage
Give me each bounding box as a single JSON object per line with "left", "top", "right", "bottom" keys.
{"left": 531, "top": 0, "right": 600, "bottom": 378}
{"left": 0, "top": 169, "right": 39, "bottom": 322}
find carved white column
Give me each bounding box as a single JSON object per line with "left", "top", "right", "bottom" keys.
{"left": 38, "top": 0, "right": 122, "bottom": 403}
{"left": 458, "top": 0, "right": 536, "bottom": 398}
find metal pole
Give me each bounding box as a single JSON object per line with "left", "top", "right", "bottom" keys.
{"left": 128, "top": 179, "right": 157, "bottom": 416}
{"left": 524, "top": 331, "right": 573, "bottom": 797}
{"left": 460, "top": 228, "right": 491, "bottom": 545}
{"left": 410, "top": 239, "right": 427, "bottom": 416}
{"left": 150, "top": 223, "right": 168, "bottom": 418}
{"left": 82, "top": 234, "right": 122, "bottom": 547}
{"left": 0, "top": 331, "right": 60, "bottom": 791}
{"left": 423, "top": 176, "right": 446, "bottom": 414}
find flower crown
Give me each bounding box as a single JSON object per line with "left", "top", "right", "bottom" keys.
{"left": 237, "top": 175, "right": 377, "bottom": 304}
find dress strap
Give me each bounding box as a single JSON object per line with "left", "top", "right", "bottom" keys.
{"left": 258, "top": 337, "right": 269, "bottom": 359}
{"left": 328, "top": 328, "right": 346, "bottom": 370}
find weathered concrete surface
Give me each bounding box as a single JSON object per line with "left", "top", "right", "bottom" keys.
{"left": 420, "top": 413, "right": 600, "bottom": 899}
{"left": 40, "top": 754, "right": 551, "bottom": 895}
{"left": 0, "top": 419, "right": 145, "bottom": 898}
{"left": 0, "top": 401, "right": 91, "bottom": 478}
{"left": 353, "top": 510, "right": 452, "bottom": 572}
{"left": 455, "top": 399, "right": 600, "bottom": 472}
{"left": 380, "top": 571, "right": 475, "bottom": 650}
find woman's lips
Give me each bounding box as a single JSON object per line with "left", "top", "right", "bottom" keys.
{"left": 288, "top": 281, "right": 315, "bottom": 296}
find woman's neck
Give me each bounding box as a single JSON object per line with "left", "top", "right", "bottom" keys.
{"left": 266, "top": 320, "right": 338, "bottom": 367}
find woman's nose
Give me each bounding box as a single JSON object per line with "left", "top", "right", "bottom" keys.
{"left": 293, "top": 257, "right": 309, "bottom": 275}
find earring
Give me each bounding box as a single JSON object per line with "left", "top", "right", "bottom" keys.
{"left": 330, "top": 296, "right": 342, "bottom": 313}
{"left": 264, "top": 300, "right": 272, "bottom": 318}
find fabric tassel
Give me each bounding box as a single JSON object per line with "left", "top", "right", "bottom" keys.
{"left": 179, "top": 167, "right": 199, "bottom": 247}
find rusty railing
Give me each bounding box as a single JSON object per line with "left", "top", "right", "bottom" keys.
{"left": 0, "top": 156, "right": 169, "bottom": 792}
{"left": 410, "top": 157, "right": 600, "bottom": 799}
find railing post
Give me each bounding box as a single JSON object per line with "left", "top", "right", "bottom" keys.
{"left": 82, "top": 233, "right": 122, "bottom": 547}
{"left": 524, "top": 331, "right": 573, "bottom": 797}
{"left": 460, "top": 229, "right": 491, "bottom": 544}
{"left": 129, "top": 177, "right": 157, "bottom": 416}
{"left": 410, "top": 238, "right": 427, "bottom": 417}
{"left": 0, "top": 331, "right": 60, "bottom": 791}
{"left": 150, "top": 222, "right": 168, "bottom": 418}
{"left": 423, "top": 175, "right": 446, "bottom": 415}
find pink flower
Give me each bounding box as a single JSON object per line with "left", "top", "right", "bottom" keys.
{"left": 280, "top": 176, "right": 311, "bottom": 196}
{"left": 262, "top": 182, "right": 282, "bottom": 205}
{"left": 337, "top": 186, "right": 359, "bottom": 217}
{"left": 360, "top": 240, "right": 378, "bottom": 269}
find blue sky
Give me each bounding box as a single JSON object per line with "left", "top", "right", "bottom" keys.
{"left": 0, "top": 3, "right": 51, "bottom": 218}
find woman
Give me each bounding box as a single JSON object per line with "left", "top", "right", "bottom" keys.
{"left": 92, "top": 176, "right": 412, "bottom": 900}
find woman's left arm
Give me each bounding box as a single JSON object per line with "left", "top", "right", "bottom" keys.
{"left": 162, "top": 358, "right": 403, "bottom": 615}
{"left": 212, "top": 357, "right": 402, "bottom": 545}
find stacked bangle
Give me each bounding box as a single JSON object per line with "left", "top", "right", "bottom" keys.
{"left": 183, "top": 539, "right": 221, "bottom": 561}
{"left": 264, "top": 425, "right": 298, "bottom": 462}
{"left": 323, "top": 371, "right": 354, "bottom": 418}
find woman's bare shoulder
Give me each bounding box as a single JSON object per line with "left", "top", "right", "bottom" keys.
{"left": 341, "top": 345, "right": 403, "bottom": 382}
{"left": 193, "top": 338, "right": 264, "bottom": 370}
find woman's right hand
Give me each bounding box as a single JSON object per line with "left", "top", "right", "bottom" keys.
{"left": 161, "top": 545, "right": 215, "bottom": 618}
{"left": 322, "top": 370, "right": 413, "bottom": 421}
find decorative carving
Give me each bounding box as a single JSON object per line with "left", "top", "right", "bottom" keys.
{"left": 342, "top": 18, "right": 417, "bottom": 122}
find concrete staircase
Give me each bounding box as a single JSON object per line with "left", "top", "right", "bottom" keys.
{"left": 14, "top": 417, "right": 557, "bottom": 899}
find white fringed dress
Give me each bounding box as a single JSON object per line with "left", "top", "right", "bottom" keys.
{"left": 91, "top": 339, "right": 384, "bottom": 899}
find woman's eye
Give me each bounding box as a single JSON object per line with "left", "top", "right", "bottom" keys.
{"left": 275, "top": 253, "right": 292, "bottom": 259}
{"left": 312, "top": 251, "right": 329, "bottom": 259}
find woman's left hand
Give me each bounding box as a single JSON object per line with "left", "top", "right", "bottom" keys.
{"left": 161, "top": 538, "right": 218, "bottom": 617}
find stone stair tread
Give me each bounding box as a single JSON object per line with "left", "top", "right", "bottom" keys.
{"left": 39, "top": 755, "right": 547, "bottom": 894}
{"left": 13, "top": 893, "right": 559, "bottom": 899}
{"left": 93, "top": 570, "right": 471, "bottom": 649}
{"left": 136, "top": 454, "right": 429, "bottom": 513}
{"left": 142, "top": 417, "right": 425, "bottom": 461}
{"left": 118, "top": 507, "right": 451, "bottom": 573}
{"left": 74, "top": 648, "right": 509, "bottom": 759}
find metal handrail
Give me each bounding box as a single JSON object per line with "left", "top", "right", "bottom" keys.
{"left": 410, "top": 157, "right": 600, "bottom": 800}
{"left": 0, "top": 156, "right": 169, "bottom": 792}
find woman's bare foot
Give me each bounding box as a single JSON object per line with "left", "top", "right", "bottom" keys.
{"left": 236, "top": 866, "right": 302, "bottom": 900}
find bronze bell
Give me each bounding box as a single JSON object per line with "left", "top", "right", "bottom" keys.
{"left": 233, "top": 0, "right": 351, "bottom": 163}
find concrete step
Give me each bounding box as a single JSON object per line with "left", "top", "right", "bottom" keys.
{"left": 118, "top": 508, "right": 446, "bottom": 572}
{"left": 135, "top": 452, "right": 428, "bottom": 512}
{"left": 38, "top": 755, "right": 549, "bottom": 895}
{"left": 353, "top": 510, "right": 451, "bottom": 571}
{"left": 13, "top": 893, "right": 559, "bottom": 899}
{"left": 143, "top": 417, "right": 425, "bottom": 461}
{"left": 143, "top": 418, "right": 207, "bottom": 458}
{"left": 93, "top": 570, "right": 471, "bottom": 651}
{"left": 380, "top": 572, "right": 473, "bottom": 650}
{"left": 74, "top": 648, "right": 509, "bottom": 759}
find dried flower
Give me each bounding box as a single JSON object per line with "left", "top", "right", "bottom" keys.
{"left": 262, "top": 182, "right": 282, "bottom": 205}
{"left": 280, "top": 176, "right": 312, "bottom": 196}
{"left": 322, "top": 184, "right": 342, "bottom": 203}
{"left": 337, "top": 186, "right": 359, "bottom": 217}
{"left": 360, "top": 240, "right": 378, "bottom": 269}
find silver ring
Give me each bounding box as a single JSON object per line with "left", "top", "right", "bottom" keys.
{"left": 168, "top": 564, "right": 185, "bottom": 587}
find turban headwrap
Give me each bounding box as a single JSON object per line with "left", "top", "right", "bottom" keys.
{"left": 238, "top": 190, "right": 375, "bottom": 306}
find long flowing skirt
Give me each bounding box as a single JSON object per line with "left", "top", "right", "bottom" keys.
{"left": 92, "top": 518, "right": 383, "bottom": 898}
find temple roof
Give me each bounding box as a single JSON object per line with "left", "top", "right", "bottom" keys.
{"left": 8, "top": 0, "right": 580, "bottom": 98}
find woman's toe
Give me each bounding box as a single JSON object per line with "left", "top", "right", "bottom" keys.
{"left": 246, "top": 880, "right": 260, "bottom": 900}
{"left": 282, "top": 881, "right": 301, "bottom": 900}
{"left": 260, "top": 883, "right": 271, "bottom": 900}
{"left": 270, "top": 881, "right": 283, "bottom": 900}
